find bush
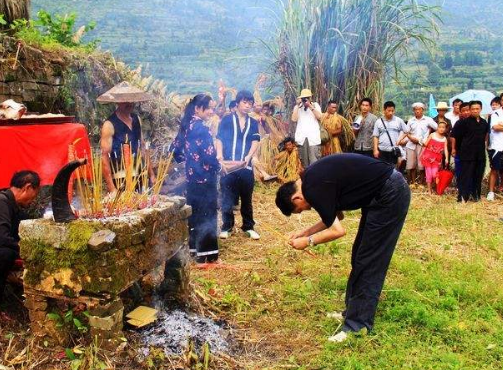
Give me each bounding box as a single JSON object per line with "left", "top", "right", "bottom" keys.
{"left": 7, "top": 10, "right": 97, "bottom": 50}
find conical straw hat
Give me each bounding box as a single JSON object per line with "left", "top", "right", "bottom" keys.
{"left": 97, "top": 82, "right": 153, "bottom": 103}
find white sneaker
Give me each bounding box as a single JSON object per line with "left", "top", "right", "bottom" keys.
{"left": 245, "top": 230, "right": 260, "bottom": 240}
{"left": 487, "top": 192, "right": 495, "bottom": 201}
{"left": 326, "top": 311, "right": 344, "bottom": 320}
{"left": 219, "top": 231, "right": 231, "bottom": 239}
{"left": 328, "top": 331, "right": 348, "bottom": 343}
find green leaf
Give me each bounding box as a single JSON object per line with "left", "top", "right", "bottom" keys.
{"left": 46, "top": 313, "right": 62, "bottom": 322}
{"left": 0, "top": 14, "right": 7, "bottom": 26}
{"left": 65, "top": 348, "right": 76, "bottom": 360}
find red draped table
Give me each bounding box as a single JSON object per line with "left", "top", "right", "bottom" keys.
{"left": 0, "top": 117, "right": 92, "bottom": 188}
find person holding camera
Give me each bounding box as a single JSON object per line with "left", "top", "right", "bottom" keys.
{"left": 372, "top": 101, "right": 408, "bottom": 166}
{"left": 291, "top": 89, "right": 323, "bottom": 168}
{"left": 353, "top": 98, "right": 378, "bottom": 157}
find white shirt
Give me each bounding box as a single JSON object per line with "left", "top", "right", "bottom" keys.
{"left": 294, "top": 102, "right": 322, "bottom": 146}
{"left": 405, "top": 115, "right": 438, "bottom": 150}
{"left": 489, "top": 108, "right": 503, "bottom": 151}
{"left": 446, "top": 111, "right": 459, "bottom": 127}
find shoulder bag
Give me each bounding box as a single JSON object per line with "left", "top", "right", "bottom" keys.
{"left": 380, "top": 118, "right": 402, "bottom": 158}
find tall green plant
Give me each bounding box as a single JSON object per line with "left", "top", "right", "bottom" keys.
{"left": 273, "top": 0, "right": 440, "bottom": 118}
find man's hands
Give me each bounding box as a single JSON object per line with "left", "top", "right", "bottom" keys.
{"left": 288, "top": 230, "right": 309, "bottom": 250}
{"left": 289, "top": 237, "right": 309, "bottom": 250}
{"left": 373, "top": 149, "right": 380, "bottom": 158}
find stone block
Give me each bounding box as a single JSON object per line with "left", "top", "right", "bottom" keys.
{"left": 88, "top": 298, "right": 123, "bottom": 317}
{"left": 0, "top": 82, "right": 10, "bottom": 94}
{"left": 19, "top": 219, "right": 69, "bottom": 249}
{"left": 131, "top": 229, "right": 146, "bottom": 245}
{"left": 88, "top": 307, "right": 124, "bottom": 331}
{"left": 88, "top": 229, "right": 116, "bottom": 252}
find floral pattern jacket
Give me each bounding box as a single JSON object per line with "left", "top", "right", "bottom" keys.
{"left": 170, "top": 117, "right": 221, "bottom": 184}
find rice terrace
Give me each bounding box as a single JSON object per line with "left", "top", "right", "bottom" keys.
{"left": 1, "top": 0, "right": 503, "bottom": 369}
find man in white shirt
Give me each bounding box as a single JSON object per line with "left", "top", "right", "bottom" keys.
{"left": 487, "top": 107, "right": 503, "bottom": 201}
{"left": 399, "top": 102, "right": 437, "bottom": 185}
{"left": 446, "top": 99, "right": 462, "bottom": 128}
{"left": 292, "top": 89, "right": 322, "bottom": 168}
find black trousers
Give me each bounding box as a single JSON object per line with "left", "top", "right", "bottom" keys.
{"left": 458, "top": 159, "right": 485, "bottom": 201}
{"left": 378, "top": 150, "right": 398, "bottom": 166}
{"left": 343, "top": 170, "right": 411, "bottom": 333}
{"left": 220, "top": 168, "right": 255, "bottom": 232}
{"left": 186, "top": 181, "right": 219, "bottom": 263}
{"left": 0, "top": 247, "right": 18, "bottom": 302}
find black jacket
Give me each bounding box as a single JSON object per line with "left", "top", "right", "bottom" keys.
{"left": 0, "top": 189, "right": 20, "bottom": 251}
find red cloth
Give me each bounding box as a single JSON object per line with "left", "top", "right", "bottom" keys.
{"left": 421, "top": 137, "right": 445, "bottom": 168}
{"left": 0, "top": 123, "right": 92, "bottom": 188}
{"left": 436, "top": 169, "right": 454, "bottom": 195}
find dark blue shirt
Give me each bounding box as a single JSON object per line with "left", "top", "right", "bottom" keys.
{"left": 108, "top": 112, "right": 142, "bottom": 170}
{"left": 170, "top": 117, "right": 220, "bottom": 184}
{"left": 217, "top": 113, "right": 260, "bottom": 161}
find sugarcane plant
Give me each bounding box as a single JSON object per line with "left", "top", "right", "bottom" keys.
{"left": 271, "top": 0, "right": 440, "bottom": 118}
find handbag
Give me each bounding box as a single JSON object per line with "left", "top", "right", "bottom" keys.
{"left": 380, "top": 119, "right": 401, "bottom": 158}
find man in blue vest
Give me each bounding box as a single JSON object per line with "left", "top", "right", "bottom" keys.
{"left": 216, "top": 90, "right": 261, "bottom": 240}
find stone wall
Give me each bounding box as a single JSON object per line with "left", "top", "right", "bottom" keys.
{"left": 0, "top": 34, "right": 181, "bottom": 148}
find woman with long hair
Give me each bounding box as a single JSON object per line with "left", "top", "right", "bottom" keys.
{"left": 171, "top": 94, "right": 221, "bottom": 264}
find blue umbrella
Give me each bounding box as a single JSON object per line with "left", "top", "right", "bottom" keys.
{"left": 428, "top": 94, "right": 437, "bottom": 117}
{"left": 449, "top": 90, "right": 496, "bottom": 115}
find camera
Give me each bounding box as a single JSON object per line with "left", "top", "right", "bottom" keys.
{"left": 301, "top": 97, "right": 309, "bottom": 103}
{"left": 352, "top": 122, "right": 361, "bottom": 130}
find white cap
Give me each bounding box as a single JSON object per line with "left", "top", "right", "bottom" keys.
{"left": 412, "top": 102, "right": 425, "bottom": 109}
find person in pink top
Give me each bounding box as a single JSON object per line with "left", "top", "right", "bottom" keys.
{"left": 421, "top": 121, "right": 449, "bottom": 194}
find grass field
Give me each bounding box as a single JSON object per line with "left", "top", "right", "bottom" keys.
{"left": 192, "top": 185, "right": 503, "bottom": 369}
{"left": 1, "top": 185, "right": 502, "bottom": 369}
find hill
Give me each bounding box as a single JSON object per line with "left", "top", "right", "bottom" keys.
{"left": 32, "top": 0, "right": 503, "bottom": 115}
{"left": 33, "top": 0, "right": 277, "bottom": 96}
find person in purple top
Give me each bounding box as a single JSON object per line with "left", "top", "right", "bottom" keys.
{"left": 171, "top": 94, "right": 221, "bottom": 264}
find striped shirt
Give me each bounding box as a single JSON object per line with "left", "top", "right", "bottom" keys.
{"left": 217, "top": 113, "right": 260, "bottom": 162}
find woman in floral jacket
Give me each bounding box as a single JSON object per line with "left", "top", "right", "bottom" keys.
{"left": 171, "top": 94, "right": 221, "bottom": 264}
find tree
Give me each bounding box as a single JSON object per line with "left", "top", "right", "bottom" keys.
{"left": 442, "top": 52, "right": 453, "bottom": 69}
{"left": 0, "top": 0, "right": 30, "bottom": 25}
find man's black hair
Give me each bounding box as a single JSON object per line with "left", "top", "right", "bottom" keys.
{"left": 452, "top": 98, "right": 463, "bottom": 105}
{"left": 327, "top": 100, "right": 338, "bottom": 106}
{"left": 460, "top": 102, "right": 470, "bottom": 110}
{"left": 491, "top": 97, "right": 501, "bottom": 106}
{"left": 383, "top": 101, "right": 395, "bottom": 109}
{"left": 229, "top": 100, "right": 237, "bottom": 109}
{"left": 235, "top": 90, "right": 255, "bottom": 105}
{"left": 10, "top": 170, "right": 40, "bottom": 189}
{"left": 360, "top": 98, "right": 373, "bottom": 107}
{"left": 469, "top": 100, "right": 483, "bottom": 108}
{"left": 275, "top": 181, "right": 297, "bottom": 216}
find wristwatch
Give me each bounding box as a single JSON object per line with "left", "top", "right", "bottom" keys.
{"left": 308, "top": 236, "right": 315, "bottom": 247}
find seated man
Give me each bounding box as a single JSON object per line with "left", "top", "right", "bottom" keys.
{"left": 0, "top": 171, "right": 40, "bottom": 303}
{"left": 275, "top": 137, "right": 303, "bottom": 183}
{"left": 275, "top": 154, "right": 410, "bottom": 342}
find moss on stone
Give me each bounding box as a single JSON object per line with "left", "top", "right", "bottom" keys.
{"left": 22, "top": 220, "right": 101, "bottom": 287}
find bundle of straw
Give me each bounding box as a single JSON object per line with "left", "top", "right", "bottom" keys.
{"left": 275, "top": 148, "right": 302, "bottom": 184}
